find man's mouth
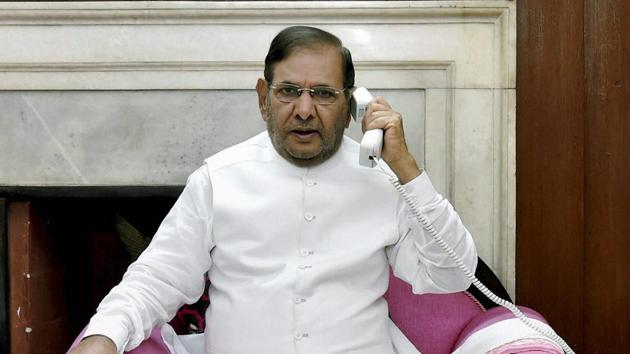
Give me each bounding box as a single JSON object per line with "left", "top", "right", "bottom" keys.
{"left": 291, "top": 129, "right": 319, "bottom": 140}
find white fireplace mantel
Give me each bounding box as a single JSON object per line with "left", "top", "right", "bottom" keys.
{"left": 0, "top": 1, "right": 517, "bottom": 296}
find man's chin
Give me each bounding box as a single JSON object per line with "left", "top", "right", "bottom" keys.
{"left": 267, "top": 129, "right": 344, "bottom": 168}
{"left": 285, "top": 149, "right": 325, "bottom": 167}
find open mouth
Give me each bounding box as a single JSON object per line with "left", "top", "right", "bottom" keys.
{"left": 291, "top": 129, "right": 319, "bottom": 139}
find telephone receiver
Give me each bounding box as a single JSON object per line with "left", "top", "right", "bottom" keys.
{"left": 350, "top": 87, "right": 383, "bottom": 168}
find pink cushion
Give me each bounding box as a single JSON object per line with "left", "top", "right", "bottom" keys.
{"left": 454, "top": 306, "right": 547, "bottom": 349}
{"left": 453, "top": 306, "right": 562, "bottom": 354}
{"left": 490, "top": 339, "right": 563, "bottom": 354}
{"left": 68, "top": 325, "right": 170, "bottom": 354}
{"left": 384, "top": 274, "right": 485, "bottom": 354}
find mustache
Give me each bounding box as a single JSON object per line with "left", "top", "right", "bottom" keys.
{"left": 262, "top": 105, "right": 320, "bottom": 131}
{"left": 290, "top": 121, "right": 320, "bottom": 131}
{"left": 289, "top": 119, "right": 321, "bottom": 132}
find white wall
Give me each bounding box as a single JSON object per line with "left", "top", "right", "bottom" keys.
{"left": 0, "top": 1, "right": 517, "bottom": 295}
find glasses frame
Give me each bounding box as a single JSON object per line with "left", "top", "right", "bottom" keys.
{"left": 268, "top": 82, "right": 348, "bottom": 105}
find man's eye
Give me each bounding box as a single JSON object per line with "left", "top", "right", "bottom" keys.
{"left": 279, "top": 87, "right": 299, "bottom": 96}
{"left": 314, "top": 88, "right": 335, "bottom": 98}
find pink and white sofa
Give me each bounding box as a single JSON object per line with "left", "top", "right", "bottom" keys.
{"left": 68, "top": 258, "right": 563, "bottom": 353}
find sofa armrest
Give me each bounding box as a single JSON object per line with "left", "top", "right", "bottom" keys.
{"left": 452, "top": 306, "right": 563, "bottom": 354}
{"left": 68, "top": 325, "right": 170, "bottom": 354}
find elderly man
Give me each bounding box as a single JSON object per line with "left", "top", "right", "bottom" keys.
{"left": 69, "top": 26, "right": 477, "bottom": 354}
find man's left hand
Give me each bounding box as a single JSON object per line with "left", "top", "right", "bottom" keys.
{"left": 362, "top": 97, "right": 422, "bottom": 184}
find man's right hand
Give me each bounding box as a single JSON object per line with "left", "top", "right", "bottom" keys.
{"left": 67, "top": 334, "right": 117, "bottom": 354}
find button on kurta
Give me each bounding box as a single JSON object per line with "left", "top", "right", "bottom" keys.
{"left": 300, "top": 248, "right": 313, "bottom": 257}
{"left": 304, "top": 212, "right": 315, "bottom": 221}
{"left": 305, "top": 179, "right": 317, "bottom": 187}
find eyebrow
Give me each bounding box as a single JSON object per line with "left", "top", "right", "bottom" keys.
{"left": 277, "top": 80, "right": 338, "bottom": 88}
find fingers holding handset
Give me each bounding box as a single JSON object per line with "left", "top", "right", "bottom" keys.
{"left": 361, "top": 97, "right": 421, "bottom": 183}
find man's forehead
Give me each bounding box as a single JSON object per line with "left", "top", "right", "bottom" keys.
{"left": 272, "top": 45, "right": 344, "bottom": 86}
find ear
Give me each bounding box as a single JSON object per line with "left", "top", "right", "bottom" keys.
{"left": 256, "top": 78, "right": 269, "bottom": 121}
{"left": 343, "top": 110, "right": 351, "bottom": 128}
{"left": 343, "top": 89, "right": 354, "bottom": 128}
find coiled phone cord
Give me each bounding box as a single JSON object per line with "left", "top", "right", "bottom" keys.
{"left": 378, "top": 161, "right": 576, "bottom": 354}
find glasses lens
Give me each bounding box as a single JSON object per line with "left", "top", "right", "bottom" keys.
{"left": 271, "top": 84, "right": 341, "bottom": 104}
{"left": 312, "top": 87, "right": 338, "bottom": 104}
{"left": 273, "top": 85, "right": 300, "bottom": 102}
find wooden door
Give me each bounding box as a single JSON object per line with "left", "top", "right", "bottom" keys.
{"left": 517, "top": 1, "right": 629, "bottom": 352}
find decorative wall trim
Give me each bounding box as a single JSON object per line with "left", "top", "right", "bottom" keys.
{"left": 0, "top": 1, "right": 512, "bottom": 25}
{"left": 0, "top": 1, "right": 514, "bottom": 90}
{"left": 0, "top": 61, "right": 454, "bottom": 90}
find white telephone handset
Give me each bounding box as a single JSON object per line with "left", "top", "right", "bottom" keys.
{"left": 350, "top": 87, "right": 383, "bottom": 167}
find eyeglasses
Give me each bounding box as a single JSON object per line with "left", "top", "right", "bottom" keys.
{"left": 268, "top": 83, "right": 347, "bottom": 105}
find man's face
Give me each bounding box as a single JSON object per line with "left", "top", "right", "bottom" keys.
{"left": 256, "top": 45, "right": 350, "bottom": 167}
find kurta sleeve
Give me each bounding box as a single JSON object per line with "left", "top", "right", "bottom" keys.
{"left": 82, "top": 166, "right": 215, "bottom": 353}
{"left": 386, "top": 172, "right": 477, "bottom": 294}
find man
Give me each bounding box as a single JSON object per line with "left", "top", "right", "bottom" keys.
{"left": 70, "top": 26, "right": 477, "bottom": 354}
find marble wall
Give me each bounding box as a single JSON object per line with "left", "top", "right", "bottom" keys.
{"left": 0, "top": 1, "right": 516, "bottom": 295}
{"left": 0, "top": 89, "right": 423, "bottom": 185}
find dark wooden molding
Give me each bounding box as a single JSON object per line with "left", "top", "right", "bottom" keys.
{"left": 0, "top": 185, "right": 184, "bottom": 199}
{"left": 516, "top": 1, "right": 585, "bottom": 350}
{"left": 583, "top": 0, "right": 630, "bottom": 351}
{"left": 517, "top": 0, "right": 629, "bottom": 352}
{"left": 0, "top": 199, "right": 8, "bottom": 354}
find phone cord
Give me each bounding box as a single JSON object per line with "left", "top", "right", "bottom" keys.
{"left": 383, "top": 168, "right": 576, "bottom": 354}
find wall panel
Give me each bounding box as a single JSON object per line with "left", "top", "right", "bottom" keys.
{"left": 0, "top": 199, "right": 8, "bottom": 353}
{"left": 583, "top": 0, "right": 630, "bottom": 352}
{"left": 8, "top": 202, "right": 74, "bottom": 354}
{"left": 516, "top": 0, "right": 585, "bottom": 351}
{"left": 517, "top": 0, "right": 630, "bottom": 352}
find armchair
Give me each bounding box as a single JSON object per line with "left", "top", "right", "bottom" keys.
{"left": 385, "top": 258, "right": 562, "bottom": 353}
{"left": 68, "top": 258, "right": 562, "bottom": 353}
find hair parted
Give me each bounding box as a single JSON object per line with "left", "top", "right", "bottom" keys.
{"left": 264, "top": 26, "right": 355, "bottom": 90}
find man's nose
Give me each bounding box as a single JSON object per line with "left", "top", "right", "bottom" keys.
{"left": 294, "top": 92, "right": 316, "bottom": 120}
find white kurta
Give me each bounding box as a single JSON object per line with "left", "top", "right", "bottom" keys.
{"left": 84, "top": 132, "right": 477, "bottom": 354}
